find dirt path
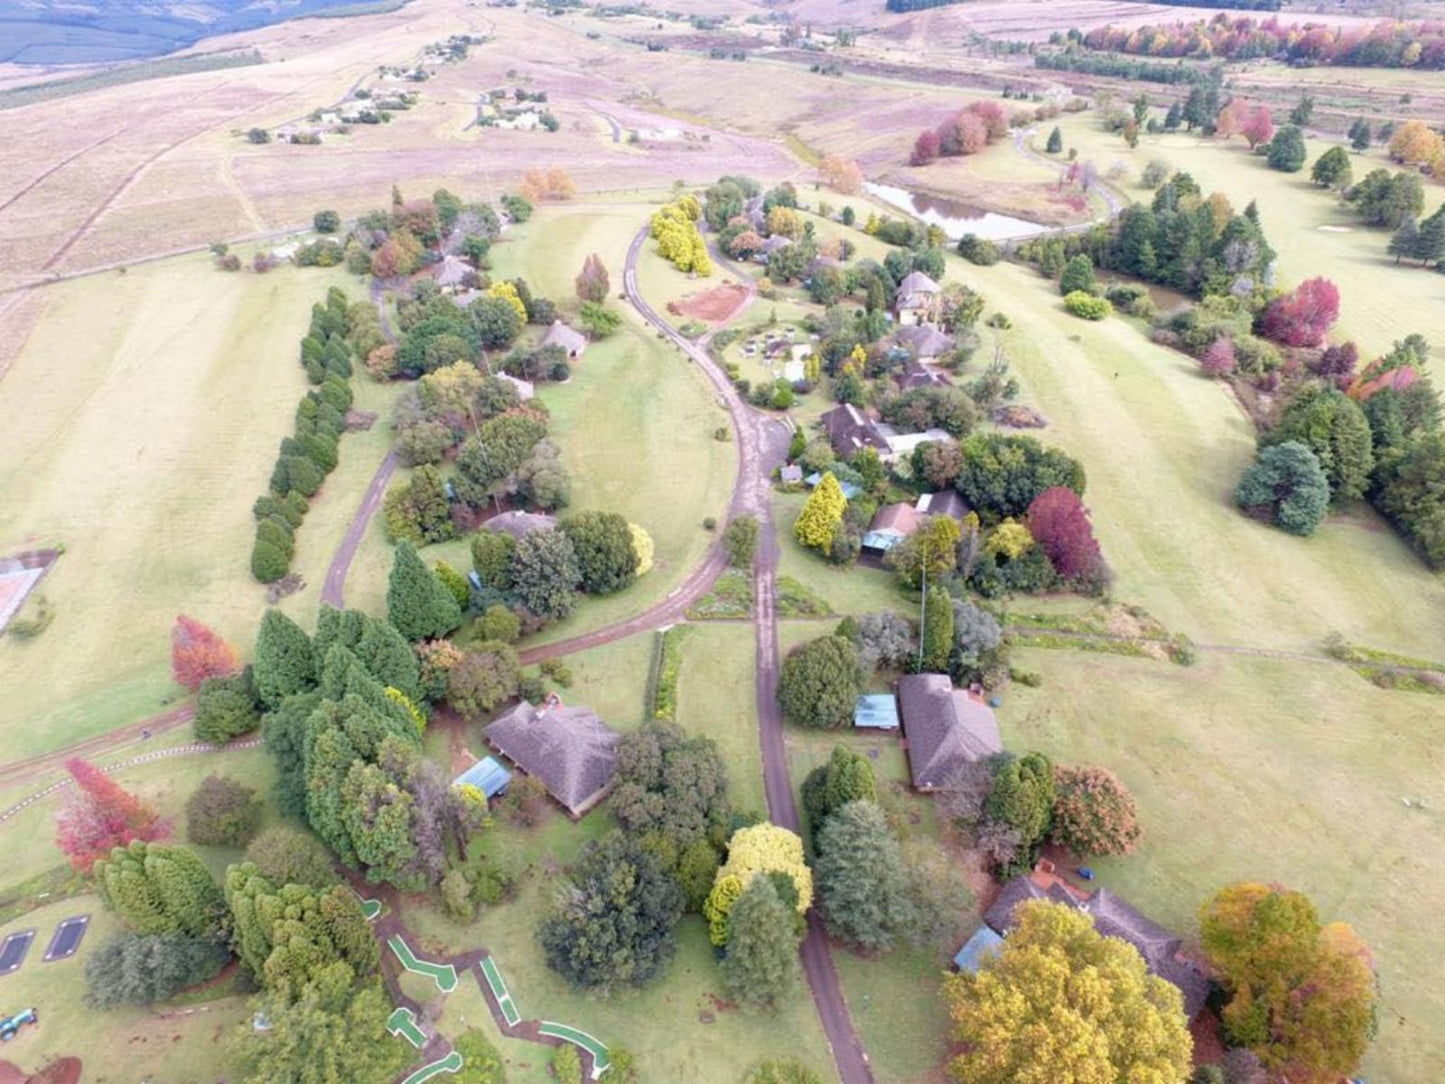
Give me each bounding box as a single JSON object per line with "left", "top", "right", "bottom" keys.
{"left": 625, "top": 226, "right": 875, "bottom": 1084}
{"left": 1012, "top": 126, "right": 1126, "bottom": 233}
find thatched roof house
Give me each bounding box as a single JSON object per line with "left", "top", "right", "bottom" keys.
{"left": 483, "top": 698, "right": 620, "bottom": 817}
{"left": 434, "top": 254, "right": 472, "bottom": 291}
{"left": 897, "top": 673, "right": 1001, "bottom": 790}
{"left": 542, "top": 320, "right": 588, "bottom": 359}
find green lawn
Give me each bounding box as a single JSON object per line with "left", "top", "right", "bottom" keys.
{"left": 1041, "top": 116, "right": 1445, "bottom": 362}
{"left": 1000, "top": 647, "right": 1445, "bottom": 1084}
{"left": 0, "top": 896, "right": 251, "bottom": 1082}
{"left": 957, "top": 255, "right": 1445, "bottom": 658}
{"left": 0, "top": 254, "right": 354, "bottom": 754}
{"left": 773, "top": 492, "right": 913, "bottom": 620}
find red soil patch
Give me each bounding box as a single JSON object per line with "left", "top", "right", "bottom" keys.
{"left": 667, "top": 282, "right": 749, "bottom": 324}
{"left": 0, "top": 1057, "right": 83, "bottom": 1084}
{"left": 0, "top": 1062, "right": 23, "bottom": 1084}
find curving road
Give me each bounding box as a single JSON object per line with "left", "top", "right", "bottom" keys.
{"left": 1012, "top": 125, "right": 1126, "bottom": 234}
{"left": 620, "top": 227, "right": 874, "bottom": 1084}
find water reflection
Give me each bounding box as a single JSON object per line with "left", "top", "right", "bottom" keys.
{"left": 864, "top": 181, "right": 1052, "bottom": 242}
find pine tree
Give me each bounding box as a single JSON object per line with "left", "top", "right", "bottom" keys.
{"left": 1163, "top": 101, "right": 1182, "bottom": 131}
{"left": 253, "top": 610, "right": 315, "bottom": 709}
{"left": 1045, "top": 127, "right": 1062, "bottom": 154}
{"left": 921, "top": 586, "right": 953, "bottom": 672}
{"left": 1389, "top": 216, "right": 1420, "bottom": 264}
{"left": 720, "top": 878, "right": 801, "bottom": 1011}
{"left": 94, "top": 840, "right": 226, "bottom": 938}
{"left": 1412, "top": 207, "right": 1445, "bottom": 266}
{"left": 387, "top": 540, "right": 462, "bottom": 641}
{"left": 815, "top": 801, "right": 914, "bottom": 951}
{"left": 794, "top": 473, "right": 848, "bottom": 553}
{"left": 1350, "top": 118, "right": 1372, "bottom": 152}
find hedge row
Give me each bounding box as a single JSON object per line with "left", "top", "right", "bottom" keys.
{"left": 250, "top": 288, "right": 359, "bottom": 583}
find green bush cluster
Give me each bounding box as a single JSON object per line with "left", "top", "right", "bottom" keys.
{"left": 251, "top": 287, "right": 359, "bottom": 583}
{"left": 649, "top": 627, "right": 687, "bottom": 721}
{"left": 1063, "top": 291, "right": 1112, "bottom": 320}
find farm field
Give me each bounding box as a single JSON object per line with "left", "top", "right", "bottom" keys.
{"left": 1000, "top": 648, "right": 1445, "bottom": 1083}
{"left": 959, "top": 253, "right": 1445, "bottom": 657}
{"left": 0, "top": 255, "right": 354, "bottom": 755}
{"left": 1040, "top": 117, "right": 1445, "bottom": 361}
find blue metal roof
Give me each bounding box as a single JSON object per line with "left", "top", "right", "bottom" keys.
{"left": 453, "top": 756, "right": 512, "bottom": 798}
{"left": 803, "top": 473, "right": 861, "bottom": 500}
{"left": 953, "top": 925, "right": 1005, "bottom": 973}
{"left": 854, "top": 694, "right": 899, "bottom": 729}
{"left": 861, "top": 529, "right": 905, "bottom": 552}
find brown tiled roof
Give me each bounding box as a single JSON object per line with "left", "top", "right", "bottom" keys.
{"left": 820, "top": 403, "right": 889, "bottom": 457}
{"left": 484, "top": 700, "right": 619, "bottom": 817}
{"left": 870, "top": 502, "right": 924, "bottom": 537}
{"left": 897, "top": 674, "right": 1002, "bottom": 789}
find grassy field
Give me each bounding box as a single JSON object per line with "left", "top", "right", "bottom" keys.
{"left": 0, "top": 896, "right": 252, "bottom": 1081}
{"left": 1042, "top": 116, "right": 1445, "bottom": 362}
{"left": 0, "top": 255, "right": 355, "bottom": 755}
{"left": 959, "top": 254, "right": 1445, "bottom": 658}
{"left": 1000, "top": 648, "right": 1445, "bottom": 1083}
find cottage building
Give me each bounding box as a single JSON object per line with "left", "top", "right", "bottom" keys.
{"left": 484, "top": 698, "right": 619, "bottom": 817}
{"left": 894, "top": 324, "right": 955, "bottom": 362}
{"left": 984, "top": 865, "right": 1210, "bottom": 1021}
{"left": 897, "top": 673, "right": 1002, "bottom": 790}
{"left": 915, "top": 490, "right": 970, "bottom": 522}
{"left": 434, "top": 254, "right": 473, "bottom": 292}
{"left": 542, "top": 320, "right": 588, "bottom": 359}
{"left": 862, "top": 502, "right": 925, "bottom": 553}
{"left": 481, "top": 511, "right": 557, "bottom": 539}
{"left": 819, "top": 403, "right": 889, "bottom": 459}
{"left": 894, "top": 270, "right": 942, "bottom": 327}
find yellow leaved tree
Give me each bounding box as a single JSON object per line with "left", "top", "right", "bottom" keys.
{"left": 794, "top": 472, "right": 847, "bottom": 553}
{"left": 703, "top": 823, "right": 811, "bottom": 946}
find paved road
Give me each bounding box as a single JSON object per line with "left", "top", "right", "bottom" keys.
{"left": 621, "top": 226, "right": 874, "bottom": 1084}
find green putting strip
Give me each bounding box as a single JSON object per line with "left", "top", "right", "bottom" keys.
{"left": 480, "top": 956, "right": 521, "bottom": 1025}
{"left": 400, "top": 1049, "right": 463, "bottom": 1084}
{"left": 386, "top": 1007, "right": 426, "bottom": 1049}
{"left": 540, "top": 1022, "right": 610, "bottom": 1077}
{"left": 361, "top": 898, "right": 383, "bottom": 921}
{"left": 388, "top": 934, "right": 458, "bottom": 993}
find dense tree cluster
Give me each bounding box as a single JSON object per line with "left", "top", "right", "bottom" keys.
{"left": 1035, "top": 49, "right": 1216, "bottom": 85}
{"left": 908, "top": 100, "right": 1009, "bottom": 166}
{"left": 650, "top": 195, "right": 712, "bottom": 275}
{"left": 252, "top": 287, "right": 359, "bottom": 583}
{"left": 1077, "top": 13, "right": 1445, "bottom": 69}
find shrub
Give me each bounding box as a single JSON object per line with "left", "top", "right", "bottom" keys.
{"left": 1235, "top": 441, "right": 1330, "bottom": 536}
{"left": 956, "top": 234, "right": 999, "bottom": 266}
{"left": 452, "top": 1030, "right": 506, "bottom": 1084}
{"left": 1059, "top": 255, "right": 1096, "bottom": 296}
{"left": 84, "top": 933, "right": 228, "bottom": 1008}
{"left": 1063, "top": 292, "right": 1112, "bottom": 320}
{"left": 552, "top": 1044, "right": 582, "bottom": 1084}
{"left": 723, "top": 515, "right": 760, "bottom": 568}
{"left": 185, "top": 774, "right": 262, "bottom": 847}
{"left": 193, "top": 671, "right": 261, "bottom": 744}
{"left": 244, "top": 826, "right": 338, "bottom": 888}
{"left": 777, "top": 636, "right": 862, "bottom": 729}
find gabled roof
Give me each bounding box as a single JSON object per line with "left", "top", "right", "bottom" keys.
{"left": 761, "top": 235, "right": 794, "bottom": 254}
{"left": 542, "top": 320, "right": 588, "bottom": 356}
{"left": 897, "top": 673, "right": 1002, "bottom": 789}
{"left": 915, "top": 490, "right": 970, "bottom": 521}
{"left": 871, "top": 502, "right": 924, "bottom": 537}
{"left": 482, "top": 511, "right": 557, "bottom": 539}
{"left": 497, "top": 371, "right": 535, "bottom": 400}
{"left": 484, "top": 700, "right": 619, "bottom": 817}
{"left": 820, "top": 403, "right": 889, "bottom": 458}
{"left": 895, "top": 270, "right": 941, "bottom": 299}
{"left": 780, "top": 464, "right": 804, "bottom": 484}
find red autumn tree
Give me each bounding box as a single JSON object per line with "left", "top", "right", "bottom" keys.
{"left": 54, "top": 758, "right": 166, "bottom": 871}
{"left": 1051, "top": 765, "right": 1142, "bottom": 857}
{"left": 1241, "top": 105, "right": 1275, "bottom": 150}
{"left": 910, "top": 129, "right": 940, "bottom": 166}
{"left": 171, "top": 614, "right": 240, "bottom": 692}
{"left": 574, "top": 253, "right": 610, "bottom": 304}
{"left": 1308, "top": 341, "right": 1358, "bottom": 388}
{"left": 1259, "top": 277, "right": 1341, "bottom": 348}
{"left": 1026, "top": 487, "right": 1102, "bottom": 580}
{"left": 1201, "top": 337, "right": 1237, "bottom": 378}
{"left": 964, "top": 100, "right": 1009, "bottom": 141}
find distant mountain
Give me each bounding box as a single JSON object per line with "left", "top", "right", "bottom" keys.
{"left": 0, "top": 0, "right": 389, "bottom": 64}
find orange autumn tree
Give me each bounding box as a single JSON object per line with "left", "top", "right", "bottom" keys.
{"left": 171, "top": 614, "right": 240, "bottom": 692}
{"left": 1200, "top": 882, "right": 1378, "bottom": 1084}
{"left": 818, "top": 154, "right": 863, "bottom": 195}
{"left": 55, "top": 758, "right": 166, "bottom": 871}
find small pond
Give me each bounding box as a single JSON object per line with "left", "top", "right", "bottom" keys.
{"left": 864, "top": 181, "right": 1052, "bottom": 243}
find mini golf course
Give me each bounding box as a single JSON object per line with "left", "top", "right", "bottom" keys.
{"left": 388, "top": 935, "right": 457, "bottom": 993}
{"left": 386, "top": 1007, "right": 427, "bottom": 1049}
{"left": 361, "top": 898, "right": 383, "bottom": 921}
{"left": 540, "top": 1022, "right": 611, "bottom": 1079}
{"left": 399, "top": 1049, "right": 462, "bottom": 1084}
{"left": 480, "top": 956, "right": 520, "bottom": 1027}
